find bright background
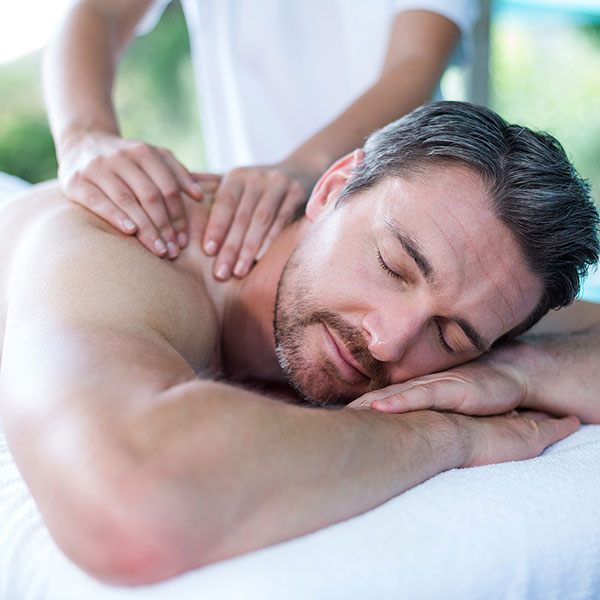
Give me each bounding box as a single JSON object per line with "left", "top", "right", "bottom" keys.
{"left": 0, "top": 0, "right": 599, "bottom": 206}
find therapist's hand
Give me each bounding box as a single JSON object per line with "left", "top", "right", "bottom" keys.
{"left": 58, "top": 131, "right": 205, "bottom": 258}
{"left": 347, "top": 347, "right": 529, "bottom": 416}
{"left": 202, "top": 161, "right": 315, "bottom": 280}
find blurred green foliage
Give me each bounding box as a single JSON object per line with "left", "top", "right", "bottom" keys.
{"left": 0, "top": 1, "right": 202, "bottom": 183}
{"left": 0, "top": 1, "right": 598, "bottom": 211}
{"left": 490, "top": 13, "right": 600, "bottom": 203}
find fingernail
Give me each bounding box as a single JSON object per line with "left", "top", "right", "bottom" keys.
{"left": 154, "top": 239, "right": 168, "bottom": 254}
{"left": 194, "top": 183, "right": 204, "bottom": 195}
{"left": 205, "top": 240, "right": 217, "bottom": 255}
{"left": 233, "top": 260, "right": 246, "bottom": 277}
{"left": 177, "top": 232, "right": 188, "bottom": 247}
{"left": 123, "top": 219, "right": 136, "bottom": 233}
{"left": 166, "top": 241, "right": 178, "bottom": 258}
{"left": 216, "top": 263, "right": 230, "bottom": 280}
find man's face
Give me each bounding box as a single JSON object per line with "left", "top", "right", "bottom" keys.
{"left": 273, "top": 164, "right": 543, "bottom": 406}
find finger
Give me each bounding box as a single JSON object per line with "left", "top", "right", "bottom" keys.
{"left": 370, "top": 378, "right": 462, "bottom": 414}
{"left": 144, "top": 152, "right": 191, "bottom": 248}
{"left": 203, "top": 175, "right": 245, "bottom": 256}
{"left": 67, "top": 179, "right": 138, "bottom": 236}
{"left": 255, "top": 183, "right": 307, "bottom": 261}
{"left": 232, "top": 180, "right": 289, "bottom": 277}
{"left": 116, "top": 161, "right": 179, "bottom": 258}
{"left": 520, "top": 410, "right": 553, "bottom": 422}
{"left": 192, "top": 171, "right": 222, "bottom": 187}
{"left": 213, "top": 180, "right": 263, "bottom": 280}
{"left": 158, "top": 149, "right": 205, "bottom": 201}
{"left": 534, "top": 415, "right": 580, "bottom": 448}
{"left": 345, "top": 395, "right": 377, "bottom": 410}
{"left": 94, "top": 173, "right": 169, "bottom": 257}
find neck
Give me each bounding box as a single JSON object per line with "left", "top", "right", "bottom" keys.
{"left": 219, "top": 220, "right": 303, "bottom": 382}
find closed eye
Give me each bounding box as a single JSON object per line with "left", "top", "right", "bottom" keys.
{"left": 436, "top": 320, "right": 455, "bottom": 355}
{"left": 377, "top": 250, "right": 404, "bottom": 280}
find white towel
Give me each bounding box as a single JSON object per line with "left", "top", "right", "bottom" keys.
{"left": 1, "top": 419, "right": 599, "bottom": 600}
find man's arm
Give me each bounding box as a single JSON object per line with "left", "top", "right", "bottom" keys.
{"left": 355, "top": 301, "right": 600, "bottom": 423}
{"left": 0, "top": 204, "right": 576, "bottom": 586}
{"left": 43, "top": 0, "right": 204, "bottom": 255}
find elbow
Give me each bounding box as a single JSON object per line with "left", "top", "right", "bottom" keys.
{"left": 47, "top": 479, "right": 193, "bottom": 586}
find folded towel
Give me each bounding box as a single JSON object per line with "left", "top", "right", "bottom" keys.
{"left": 1, "top": 419, "right": 599, "bottom": 600}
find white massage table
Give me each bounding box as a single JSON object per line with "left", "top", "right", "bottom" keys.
{"left": 1, "top": 175, "right": 600, "bottom": 599}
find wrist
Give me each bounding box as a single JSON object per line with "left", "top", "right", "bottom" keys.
{"left": 56, "top": 121, "right": 119, "bottom": 160}
{"left": 401, "top": 410, "right": 471, "bottom": 471}
{"left": 281, "top": 148, "right": 334, "bottom": 188}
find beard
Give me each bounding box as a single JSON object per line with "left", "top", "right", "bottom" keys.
{"left": 273, "top": 249, "right": 388, "bottom": 407}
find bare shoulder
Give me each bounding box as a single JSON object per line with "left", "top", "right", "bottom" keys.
{"left": 4, "top": 182, "right": 218, "bottom": 374}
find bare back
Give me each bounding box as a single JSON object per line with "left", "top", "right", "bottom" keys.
{"left": 0, "top": 181, "right": 221, "bottom": 383}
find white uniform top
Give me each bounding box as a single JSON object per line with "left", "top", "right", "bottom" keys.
{"left": 138, "top": 0, "right": 479, "bottom": 172}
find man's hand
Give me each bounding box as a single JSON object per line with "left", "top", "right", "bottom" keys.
{"left": 458, "top": 410, "right": 580, "bottom": 468}
{"left": 58, "top": 131, "right": 205, "bottom": 258}
{"left": 347, "top": 353, "right": 527, "bottom": 416}
{"left": 201, "top": 161, "right": 314, "bottom": 280}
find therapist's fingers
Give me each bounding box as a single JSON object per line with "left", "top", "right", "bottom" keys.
{"left": 212, "top": 178, "right": 263, "bottom": 280}
{"left": 93, "top": 173, "right": 170, "bottom": 257}
{"left": 115, "top": 161, "right": 180, "bottom": 258}
{"left": 203, "top": 170, "right": 245, "bottom": 256}
{"left": 67, "top": 179, "right": 138, "bottom": 237}
{"left": 255, "top": 180, "right": 307, "bottom": 261}
{"left": 191, "top": 172, "right": 223, "bottom": 196}
{"left": 231, "top": 178, "right": 290, "bottom": 277}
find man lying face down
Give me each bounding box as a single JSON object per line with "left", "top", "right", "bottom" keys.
{"left": 270, "top": 103, "right": 598, "bottom": 405}
{"left": 1, "top": 102, "right": 598, "bottom": 586}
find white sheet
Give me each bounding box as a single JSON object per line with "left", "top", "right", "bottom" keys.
{"left": 1, "top": 418, "right": 599, "bottom": 600}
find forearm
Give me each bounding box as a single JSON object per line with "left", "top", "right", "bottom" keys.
{"left": 286, "top": 60, "right": 442, "bottom": 182}
{"left": 498, "top": 324, "right": 600, "bottom": 423}
{"left": 127, "top": 380, "right": 466, "bottom": 575}
{"left": 284, "top": 11, "right": 458, "bottom": 181}
{"left": 42, "top": 2, "right": 145, "bottom": 154}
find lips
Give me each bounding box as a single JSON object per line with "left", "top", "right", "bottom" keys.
{"left": 321, "top": 323, "right": 368, "bottom": 382}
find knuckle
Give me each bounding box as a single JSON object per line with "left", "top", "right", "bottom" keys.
{"left": 143, "top": 189, "right": 163, "bottom": 207}
{"left": 275, "top": 210, "right": 295, "bottom": 226}
{"left": 159, "top": 226, "right": 176, "bottom": 241}
{"left": 86, "top": 156, "right": 105, "bottom": 171}
{"left": 163, "top": 183, "right": 181, "bottom": 200}
{"left": 217, "top": 192, "right": 239, "bottom": 212}
{"left": 234, "top": 210, "right": 252, "bottom": 228}
{"left": 253, "top": 207, "right": 275, "bottom": 227}
{"left": 114, "top": 190, "right": 135, "bottom": 207}
{"left": 171, "top": 218, "right": 186, "bottom": 232}
{"left": 269, "top": 171, "right": 288, "bottom": 186}
{"left": 230, "top": 166, "right": 248, "bottom": 178}
{"left": 82, "top": 192, "right": 102, "bottom": 208}
{"left": 289, "top": 180, "right": 307, "bottom": 196}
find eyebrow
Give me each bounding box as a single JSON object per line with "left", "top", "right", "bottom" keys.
{"left": 383, "top": 217, "right": 492, "bottom": 354}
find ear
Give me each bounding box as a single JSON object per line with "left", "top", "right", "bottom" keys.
{"left": 305, "top": 149, "right": 365, "bottom": 222}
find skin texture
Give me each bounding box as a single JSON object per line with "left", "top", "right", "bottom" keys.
{"left": 0, "top": 162, "right": 585, "bottom": 585}
{"left": 43, "top": 0, "right": 460, "bottom": 275}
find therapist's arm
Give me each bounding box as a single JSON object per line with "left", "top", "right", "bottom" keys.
{"left": 43, "top": 0, "right": 204, "bottom": 257}
{"left": 203, "top": 10, "right": 461, "bottom": 280}
{"left": 355, "top": 301, "right": 600, "bottom": 424}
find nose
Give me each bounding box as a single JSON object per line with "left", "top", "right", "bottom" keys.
{"left": 361, "top": 306, "right": 426, "bottom": 364}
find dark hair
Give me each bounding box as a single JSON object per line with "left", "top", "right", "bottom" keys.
{"left": 337, "top": 101, "right": 600, "bottom": 343}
